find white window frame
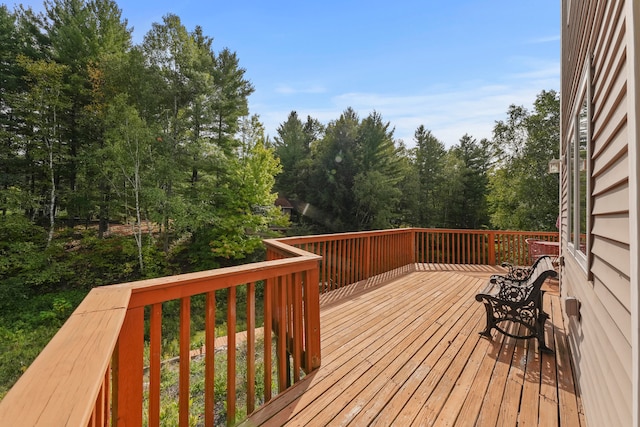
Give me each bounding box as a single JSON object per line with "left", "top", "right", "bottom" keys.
{"left": 566, "top": 61, "right": 591, "bottom": 272}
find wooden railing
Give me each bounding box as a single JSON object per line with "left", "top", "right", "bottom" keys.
{"left": 0, "top": 228, "right": 558, "bottom": 426}
{"left": 275, "top": 228, "right": 415, "bottom": 292}
{"left": 279, "top": 228, "right": 559, "bottom": 294}
{"left": 414, "top": 229, "right": 559, "bottom": 267}
{"left": 0, "top": 243, "right": 321, "bottom": 427}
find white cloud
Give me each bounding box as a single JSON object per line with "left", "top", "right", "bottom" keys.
{"left": 274, "top": 84, "right": 327, "bottom": 95}
{"left": 327, "top": 80, "right": 556, "bottom": 147}
{"left": 257, "top": 60, "right": 560, "bottom": 149}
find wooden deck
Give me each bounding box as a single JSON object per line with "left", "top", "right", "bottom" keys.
{"left": 243, "top": 264, "right": 585, "bottom": 427}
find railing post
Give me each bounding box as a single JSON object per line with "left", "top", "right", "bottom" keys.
{"left": 409, "top": 229, "right": 416, "bottom": 265}
{"left": 113, "top": 306, "right": 144, "bottom": 427}
{"left": 488, "top": 231, "right": 497, "bottom": 265}
{"left": 304, "top": 266, "right": 321, "bottom": 370}
{"left": 365, "top": 236, "right": 371, "bottom": 280}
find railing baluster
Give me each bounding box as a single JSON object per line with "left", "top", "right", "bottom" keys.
{"left": 348, "top": 238, "right": 354, "bottom": 285}
{"left": 343, "top": 238, "right": 349, "bottom": 286}
{"left": 361, "top": 237, "right": 366, "bottom": 280}
{"left": 423, "top": 231, "right": 427, "bottom": 263}
{"left": 205, "top": 291, "right": 216, "bottom": 427}
{"left": 276, "top": 276, "right": 287, "bottom": 392}
{"left": 380, "top": 235, "right": 385, "bottom": 272}
{"left": 338, "top": 239, "right": 343, "bottom": 287}
{"left": 343, "top": 238, "right": 348, "bottom": 285}
{"left": 104, "top": 366, "right": 111, "bottom": 426}
{"left": 263, "top": 278, "right": 273, "bottom": 402}
{"left": 391, "top": 234, "right": 395, "bottom": 268}
{"left": 322, "top": 241, "right": 328, "bottom": 291}
{"left": 393, "top": 234, "right": 398, "bottom": 269}
{"left": 355, "top": 238, "right": 361, "bottom": 282}
{"left": 293, "top": 273, "right": 302, "bottom": 382}
{"left": 330, "top": 240, "right": 336, "bottom": 290}
{"left": 338, "top": 238, "right": 343, "bottom": 285}
{"left": 92, "top": 366, "right": 109, "bottom": 426}
{"left": 432, "top": 231, "right": 437, "bottom": 263}
{"left": 227, "top": 287, "right": 237, "bottom": 426}
{"left": 287, "top": 274, "right": 294, "bottom": 352}
{"left": 149, "top": 303, "right": 162, "bottom": 427}
{"left": 179, "top": 297, "right": 190, "bottom": 427}
{"left": 378, "top": 235, "right": 384, "bottom": 273}
{"left": 114, "top": 306, "right": 145, "bottom": 426}
{"left": 247, "top": 282, "right": 256, "bottom": 414}
{"left": 488, "top": 231, "right": 497, "bottom": 265}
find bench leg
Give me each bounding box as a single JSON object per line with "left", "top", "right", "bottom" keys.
{"left": 479, "top": 302, "right": 496, "bottom": 339}
{"left": 536, "top": 312, "right": 553, "bottom": 353}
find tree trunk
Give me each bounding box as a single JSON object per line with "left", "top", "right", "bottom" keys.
{"left": 98, "top": 181, "right": 110, "bottom": 239}
{"left": 133, "top": 163, "right": 144, "bottom": 273}
{"left": 46, "top": 138, "right": 56, "bottom": 246}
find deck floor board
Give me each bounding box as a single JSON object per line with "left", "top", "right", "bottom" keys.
{"left": 244, "top": 264, "right": 584, "bottom": 427}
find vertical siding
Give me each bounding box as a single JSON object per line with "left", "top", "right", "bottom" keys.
{"left": 561, "top": 0, "right": 632, "bottom": 426}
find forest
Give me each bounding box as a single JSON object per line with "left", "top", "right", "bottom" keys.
{"left": 0, "top": 0, "right": 559, "bottom": 398}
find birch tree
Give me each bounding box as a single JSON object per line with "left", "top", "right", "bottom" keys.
{"left": 17, "top": 57, "right": 70, "bottom": 245}
{"left": 103, "top": 95, "right": 153, "bottom": 272}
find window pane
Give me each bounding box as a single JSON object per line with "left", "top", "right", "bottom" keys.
{"left": 578, "top": 98, "right": 588, "bottom": 253}
{"left": 568, "top": 130, "right": 574, "bottom": 244}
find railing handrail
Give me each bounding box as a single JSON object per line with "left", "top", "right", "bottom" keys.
{"left": 274, "top": 227, "right": 415, "bottom": 245}
{"left": 122, "top": 255, "right": 321, "bottom": 307}
{"left": 412, "top": 228, "right": 558, "bottom": 235}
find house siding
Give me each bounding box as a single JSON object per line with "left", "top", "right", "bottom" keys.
{"left": 561, "top": 0, "right": 633, "bottom": 426}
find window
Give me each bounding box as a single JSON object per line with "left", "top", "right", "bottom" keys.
{"left": 567, "top": 125, "right": 573, "bottom": 244}
{"left": 577, "top": 99, "right": 588, "bottom": 254}
{"left": 567, "top": 67, "right": 590, "bottom": 268}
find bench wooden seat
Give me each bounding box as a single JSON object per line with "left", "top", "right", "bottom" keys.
{"left": 476, "top": 256, "right": 558, "bottom": 353}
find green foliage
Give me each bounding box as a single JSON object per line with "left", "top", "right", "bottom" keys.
{"left": 488, "top": 90, "right": 560, "bottom": 230}
{"left": 446, "top": 134, "right": 491, "bottom": 229}
{"left": 353, "top": 170, "right": 401, "bottom": 230}
{"left": 205, "top": 118, "right": 286, "bottom": 260}
{"left": 143, "top": 336, "right": 277, "bottom": 426}
{"left": 301, "top": 108, "right": 407, "bottom": 232}
{"left": 2, "top": 3, "right": 261, "bottom": 259}
{"left": 65, "top": 232, "right": 166, "bottom": 286}
{"left": 279, "top": 108, "right": 494, "bottom": 232}
{"left": 0, "top": 289, "right": 86, "bottom": 398}
{"left": 273, "top": 95, "right": 558, "bottom": 233}
{"left": 273, "top": 111, "right": 319, "bottom": 200}
{"left": 0, "top": 216, "right": 65, "bottom": 306}
{"left": 412, "top": 126, "right": 447, "bottom": 227}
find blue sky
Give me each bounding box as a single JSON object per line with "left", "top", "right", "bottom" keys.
{"left": 10, "top": 0, "right": 560, "bottom": 147}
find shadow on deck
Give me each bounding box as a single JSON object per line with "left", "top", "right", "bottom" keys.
{"left": 243, "top": 264, "right": 585, "bottom": 426}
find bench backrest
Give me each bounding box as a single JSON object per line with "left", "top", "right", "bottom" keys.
{"left": 497, "top": 256, "right": 557, "bottom": 303}
{"left": 528, "top": 256, "right": 557, "bottom": 283}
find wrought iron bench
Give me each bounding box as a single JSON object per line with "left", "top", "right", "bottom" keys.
{"left": 476, "top": 256, "right": 558, "bottom": 353}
